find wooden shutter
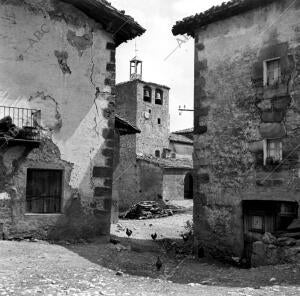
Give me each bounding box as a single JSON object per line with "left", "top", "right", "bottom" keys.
{"left": 26, "top": 169, "right": 62, "bottom": 213}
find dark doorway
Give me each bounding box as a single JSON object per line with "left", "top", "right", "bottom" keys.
{"left": 184, "top": 173, "right": 193, "bottom": 199}
{"left": 243, "top": 200, "right": 298, "bottom": 261}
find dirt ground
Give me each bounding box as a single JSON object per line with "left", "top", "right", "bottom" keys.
{"left": 0, "top": 212, "right": 300, "bottom": 295}
{"left": 110, "top": 212, "right": 193, "bottom": 240}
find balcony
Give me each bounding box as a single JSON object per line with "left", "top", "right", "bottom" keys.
{"left": 0, "top": 106, "right": 41, "bottom": 148}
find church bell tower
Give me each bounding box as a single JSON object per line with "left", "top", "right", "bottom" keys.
{"left": 130, "top": 57, "right": 143, "bottom": 80}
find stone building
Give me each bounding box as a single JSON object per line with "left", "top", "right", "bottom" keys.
{"left": 0, "top": 0, "right": 144, "bottom": 240}
{"left": 173, "top": 0, "right": 300, "bottom": 265}
{"left": 112, "top": 114, "right": 140, "bottom": 222}
{"left": 169, "top": 130, "right": 193, "bottom": 159}
{"left": 113, "top": 59, "right": 193, "bottom": 213}
{"left": 116, "top": 58, "right": 171, "bottom": 157}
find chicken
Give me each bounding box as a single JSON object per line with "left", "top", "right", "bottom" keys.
{"left": 110, "top": 238, "right": 120, "bottom": 245}
{"left": 151, "top": 233, "right": 157, "bottom": 240}
{"left": 126, "top": 228, "right": 132, "bottom": 237}
{"left": 156, "top": 256, "right": 162, "bottom": 271}
{"left": 181, "top": 233, "right": 189, "bottom": 242}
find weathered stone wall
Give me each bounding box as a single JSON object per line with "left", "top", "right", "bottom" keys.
{"left": 116, "top": 82, "right": 137, "bottom": 125}
{"left": 112, "top": 133, "right": 137, "bottom": 213}
{"left": 135, "top": 82, "right": 170, "bottom": 156}
{"left": 137, "top": 160, "right": 163, "bottom": 202}
{"left": 251, "top": 232, "right": 300, "bottom": 267}
{"left": 114, "top": 79, "right": 170, "bottom": 213}
{"left": 193, "top": 0, "right": 300, "bottom": 259}
{"left": 116, "top": 80, "right": 170, "bottom": 157}
{"left": 163, "top": 168, "right": 192, "bottom": 201}
{"left": 169, "top": 142, "right": 193, "bottom": 159}
{"left": 0, "top": 0, "right": 116, "bottom": 239}
{"left": 113, "top": 156, "right": 163, "bottom": 212}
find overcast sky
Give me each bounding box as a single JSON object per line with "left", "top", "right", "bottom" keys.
{"left": 111, "top": 0, "right": 224, "bottom": 131}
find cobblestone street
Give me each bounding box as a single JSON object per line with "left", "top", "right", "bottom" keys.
{"left": 0, "top": 240, "right": 299, "bottom": 296}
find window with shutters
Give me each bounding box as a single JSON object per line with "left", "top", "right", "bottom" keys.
{"left": 26, "top": 169, "right": 63, "bottom": 214}
{"left": 264, "top": 58, "right": 281, "bottom": 86}
{"left": 249, "top": 215, "right": 264, "bottom": 233}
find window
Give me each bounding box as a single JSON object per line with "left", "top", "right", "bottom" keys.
{"left": 158, "top": 118, "right": 161, "bottom": 124}
{"left": 143, "top": 86, "right": 151, "bottom": 103}
{"left": 244, "top": 201, "right": 298, "bottom": 234}
{"left": 263, "top": 139, "right": 282, "bottom": 166}
{"left": 264, "top": 58, "right": 281, "bottom": 86}
{"left": 149, "top": 109, "right": 151, "bottom": 113}
{"left": 26, "top": 169, "right": 63, "bottom": 213}
{"left": 155, "top": 89, "right": 163, "bottom": 105}
{"left": 155, "top": 150, "right": 160, "bottom": 157}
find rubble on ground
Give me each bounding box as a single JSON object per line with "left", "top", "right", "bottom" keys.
{"left": 251, "top": 228, "right": 300, "bottom": 266}
{"left": 122, "top": 201, "right": 182, "bottom": 220}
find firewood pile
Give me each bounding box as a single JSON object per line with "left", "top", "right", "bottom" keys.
{"left": 122, "top": 201, "right": 177, "bottom": 220}
{"left": 0, "top": 116, "right": 38, "bottom": 140}
{"left": 0, "top": 116, "right": 18, "bottom": 137}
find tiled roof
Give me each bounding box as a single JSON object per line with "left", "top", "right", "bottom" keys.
{"left": 61, "top": 0, "right": 145, "bottom": 45}
{"left": 172, "top": 0, "right": 279, "bottom": 36}
{"left": 169, "top": 133, "right": 193, "bottom": 144}
{"left": 136, "top": 154, "right": 193, "bottom": 169}
{"left": 115, "top": 114, "right": 140, "bottom": 135}
{"left": 172, "top": 128, "right": 194, "bottom": 134}
{"left": 116, "top": 79, "right": 170, "bottom": 90}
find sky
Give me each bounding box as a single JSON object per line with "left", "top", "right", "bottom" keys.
{"left": 111, "top": 0, "right": 225, "bottom": 132}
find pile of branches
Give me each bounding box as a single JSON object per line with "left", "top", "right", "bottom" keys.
{"left": 123, "top": 201, "right": 174, "bottom": 220}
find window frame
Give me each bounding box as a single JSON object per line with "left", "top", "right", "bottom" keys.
{"left": 263, "top": 57, "right": 281, "bottom": 87}
{"left": 155, "top": 89, "right": 163, "bottom": 105}
{"left": 263, "top": 139, "right": 282, "bottom": 166}
{"left": 143, "top": 86, "right": 152, "bottom": 103}
{"left": 25, "top": 168, "right": 64, "bottom": 214}
{"left": 249, "top": 215, "right": 265, "bottom": 233}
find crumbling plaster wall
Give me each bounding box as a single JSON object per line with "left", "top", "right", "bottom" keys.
{"left": 193, "top": 0, "right": 300, "bottom": 258}
{"left": 0, "top": 0, "right": 116, "bottom": 239}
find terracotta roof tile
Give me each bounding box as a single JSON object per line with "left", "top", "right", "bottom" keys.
{"left": 172, "top": 0, "right": 280, "bottom": 36}
{"left": 61, "top": 0, "right": 145, "bottom": 45}
{"left": 172, "top": 128, "right": 194, "bottom": 134}
{"left": 169, "top": 133, "right": 193, "bottom": 144}
{"left": 115, "top": 114, "right": 140, "bottom": 134}
{"left": 136, "top": 154, "right": 193, "bottom": 169}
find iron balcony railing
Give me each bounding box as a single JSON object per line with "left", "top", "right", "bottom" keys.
{"left": 0, "top": 106, "right": 41, "bottom": 141}
{"left": 0, "top": 106, "right": 41, "bottom": 128}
